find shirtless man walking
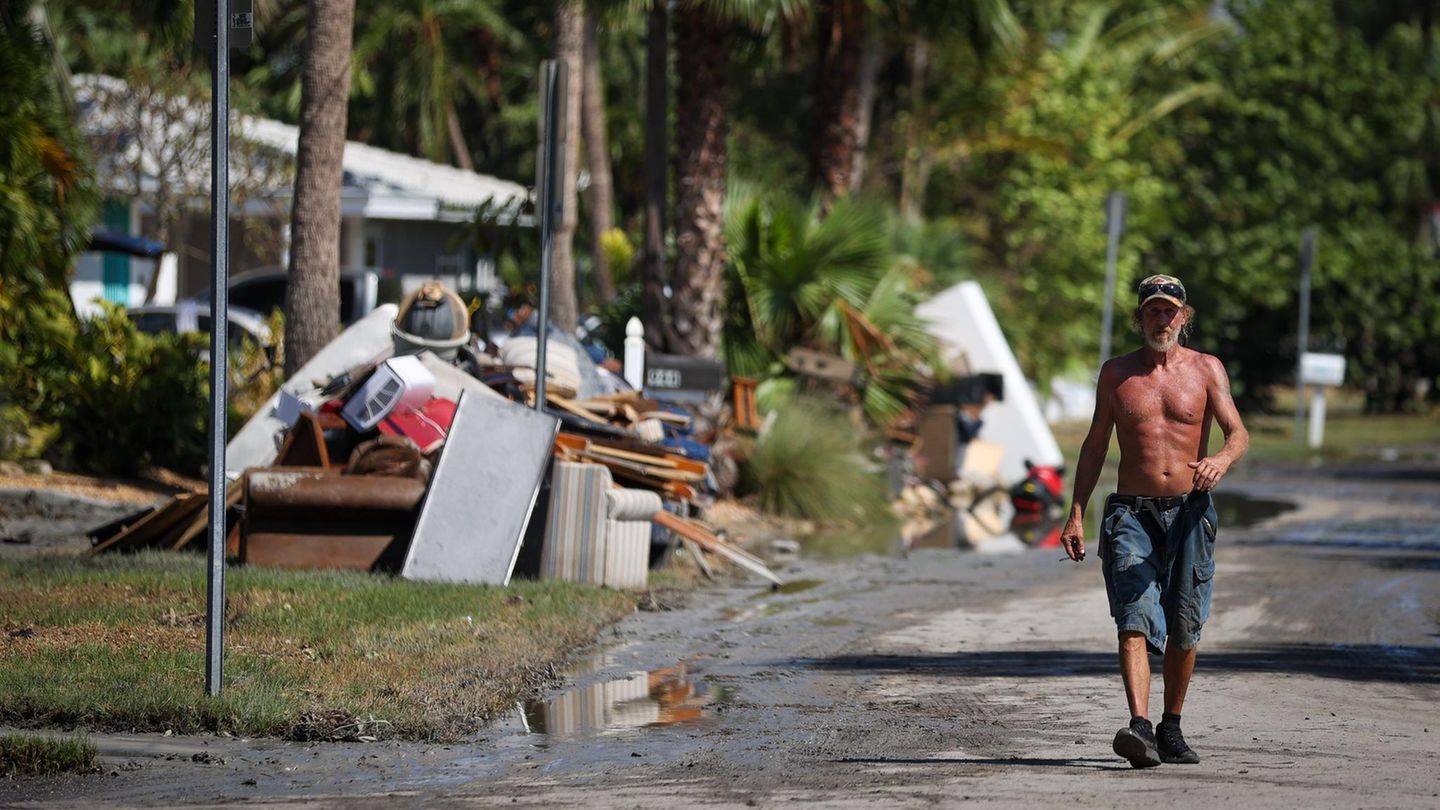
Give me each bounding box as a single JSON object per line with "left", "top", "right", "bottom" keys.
{"left": 1060, "top": 274, "right": 1249, "bottom": 769}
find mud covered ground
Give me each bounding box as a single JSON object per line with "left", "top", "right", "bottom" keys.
{"left": 4, "top": 459, "right": 1439, "bottom": 808}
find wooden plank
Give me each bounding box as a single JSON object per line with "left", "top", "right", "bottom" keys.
{"left": 679, "top": 537, "right": 715, "bottom": 581}
{"left": 637, "top": 410, "right": 691, "bottom": 427}
{"left": 652, "top": 511, "right": 782, "bottom": 586}
{"left": 89, "top": 494, "right": 205, "bottom": 555}
{"left": 544, "top": 392, "right": 611, "bottom": 425}
{"left": 274, "top": 412, "right": 331, "bottom": 468}
{"left": 571, "top": 399, "right": 620, "bottom": 416}
{"left": 170, "top": 476, "right": 246, "bottom": 551}
{"left": 586, "top": 444, "right": 682, "bottom": 469}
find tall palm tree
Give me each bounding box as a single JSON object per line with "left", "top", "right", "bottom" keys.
{"left": 349, "top": 0, "right": 515, "bottom": 169}
{"left": 893, "top": 0, "right": 1021, "bottom": 222}
{"left": 670, "top": 0, "right": 803, "bottom": 359}
{"left": 810, "top": 0, "right": 868, "bottom": 212}
{"left": 285, "top": 0, "right": 356, "bottom": 374}
{"left": 548, "top": 0, "right": 584, "bottom": 334}
{"left": 581, "top": 6, "right": 617, "bottom": 302}
{"left": 640, "top": 0, "right": 668, "bottom": 344}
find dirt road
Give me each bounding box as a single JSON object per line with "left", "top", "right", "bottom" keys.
{"left": 6, "top": 462, "right": 1439, "bottom": 808}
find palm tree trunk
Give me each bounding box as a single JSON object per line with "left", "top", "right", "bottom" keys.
{"left": 899, "top": 36, "right": 930, "bottom": 224}
{"left": 848, "top": 25, "right": 882, "bottom": 193}
{"left": 812, "top": 0, "right": 867, "bottom": 212}
{"left": 446, "top": 102, "right": 475, "bottom": 171}
{"left": 670, "top": 3, "right": 730, "bottom": 359}
{"left": 285, "top": 0, "right": 355, "bottom": 375}
{"left": 581, "top": 10, "right": 617, "bottom": 303}
{"left": 550, "top": 0, "right": 583, "bottom": 333}
{"left": 641, "top": 0, "right": 669, "bottom": 347}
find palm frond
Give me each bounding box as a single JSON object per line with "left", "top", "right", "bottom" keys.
{"left": 1111, "top": 81, "right": 1223, "bottom": 143}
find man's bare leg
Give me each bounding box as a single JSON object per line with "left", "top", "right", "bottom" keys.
{"left": 1113, "top": 631, "right": 1162, "bottom": 767}
{"left": 1156, "top": 642, "right": 1202, "bottom": 763}
{"left": 1119, "top": 631, "right": 1151, "bottom": 718}
{"left": 1162, "top": 642, "right": 1197, "bottom": 715}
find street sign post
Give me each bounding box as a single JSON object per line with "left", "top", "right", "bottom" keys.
{"left": 198, "top": 0, "right": 251, "bottom": 698}
{"left": 534, "top": 60, "right": 568, "bottom": 410}
{"left": 195, "top": 0, "right": 253, "bottom": 51}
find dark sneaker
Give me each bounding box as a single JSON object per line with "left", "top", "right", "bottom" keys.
{"left": 1156, "top": 720, "right": 1201, "bottom": 764}
{"left": 1113, "top": 718, "right": 1162, "bottom": 768}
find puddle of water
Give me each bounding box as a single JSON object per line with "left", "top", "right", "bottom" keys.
{"left": 721, "top": 602, "right": 787, "bottom": 621}
{"left": 520, "top": 664, "right": 729, "bottom": 739}
{"left": 1217, "top": 494, "right": 1296, "bottom": 529}
{"left": 758, "top": 578, "right": 824, "bottom": 597}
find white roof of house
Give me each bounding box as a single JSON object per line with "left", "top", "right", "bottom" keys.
{"left": 72, "top": 74, "right": 530, "bottom": 223}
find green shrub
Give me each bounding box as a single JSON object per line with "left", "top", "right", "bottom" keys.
{"left": 47, "top": 303, "right": 210, "bottom": 475}
{"left": 741, "top": 397, "right": 890, "bottom": 523}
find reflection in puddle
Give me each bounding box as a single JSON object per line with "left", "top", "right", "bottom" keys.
{"left": 763, "top": 578, "right": 824, "bottom": 596}
{"left": 521, "top": 665, "right": 727, "bottom": 738}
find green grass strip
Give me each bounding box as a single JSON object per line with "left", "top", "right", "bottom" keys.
{"left": 0, "top": 735, "right": 98, "bottom": 777}
{"left": 0, "top": 553, "right": 636, "bottom": 741}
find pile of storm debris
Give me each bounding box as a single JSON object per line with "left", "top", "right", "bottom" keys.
{"left": 88, "top": 283, "right": 781, "bottom": 589}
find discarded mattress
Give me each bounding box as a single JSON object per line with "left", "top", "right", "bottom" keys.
{"left": 916, "top": 282, "right": 1063, "bottom": 483}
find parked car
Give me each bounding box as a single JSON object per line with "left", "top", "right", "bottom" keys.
{"left": 189, "top": 267, "right": 380, "bottom": 326}
{"left": 128, "top": 302, "right": 276, "bottom": 358}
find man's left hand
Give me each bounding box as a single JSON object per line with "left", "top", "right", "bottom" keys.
{"left": 1188, "top": 456, "right": 1231, "bottom": 492}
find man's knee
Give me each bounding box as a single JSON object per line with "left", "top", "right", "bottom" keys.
{"left": 1119, "top": 631, "right": 1148, "bottom": 651}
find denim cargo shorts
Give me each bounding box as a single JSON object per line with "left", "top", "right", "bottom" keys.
{"left": 1099, "top": 491, "right": 1217, "bottom": 655}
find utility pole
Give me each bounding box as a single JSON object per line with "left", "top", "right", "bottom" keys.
{"left": 1293, "top": 227, "right": 1317, "bottom": 444}
{"left": 1098, "top": 191, "right": 1127, "bottom": 370}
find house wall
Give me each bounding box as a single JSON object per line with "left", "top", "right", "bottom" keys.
{"left": 372, "top": 219, "right": 475, "bottom": 297}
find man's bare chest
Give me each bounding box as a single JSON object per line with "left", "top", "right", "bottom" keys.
{"left": 1113, "top": 375, "right": 1208, "bottom": 427}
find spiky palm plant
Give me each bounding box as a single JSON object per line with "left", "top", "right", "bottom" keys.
{"left": 744, "top": 397, "right": 889, "bottom": 522}
{"left": 724, "top": 190, "right": 939, "bottom": 427}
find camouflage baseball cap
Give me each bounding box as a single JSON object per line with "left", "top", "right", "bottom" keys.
{"left": 1137, "top": 274, "right": 1186, "bottom": 308}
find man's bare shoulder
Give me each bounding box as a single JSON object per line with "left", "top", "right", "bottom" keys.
{"left": 1100, "top": 351, "right": 1143, "bottom": 379}
{"left": 1187, "top": 349, "right": 1229, "bottom": 379}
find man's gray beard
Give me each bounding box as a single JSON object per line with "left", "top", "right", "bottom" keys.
{"left": 1145, "top": 332, "right": 1177, "bottom": 352}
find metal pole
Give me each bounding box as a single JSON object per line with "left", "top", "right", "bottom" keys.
{"left": 1098, "top": 191, "right": 1127, "bottom": 369}
{"left": 535, "top": 60, "right": 567, "bottom": 410}
{"left": 205, "top": 0, "right": 231, "bottom": 698}
{"left": 1294, "top": 227, "right": 1316, "bottom": 444}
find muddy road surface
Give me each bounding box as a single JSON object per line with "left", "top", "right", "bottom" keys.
{"left": 5, "top": 462, "right": 1439, "bottom": 808}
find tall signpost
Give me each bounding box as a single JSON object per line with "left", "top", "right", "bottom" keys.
{"left": 534, "top": 60, "right": 568, "bottom": 410}
{"left": 196, "top": 0, "right": 252, "bottom": 697}
{"left": 1098, "top": 191, "right": 1128, "bottom": 371}
{"left": 1294, "top": 227, "right": 1317, "bottom": 445}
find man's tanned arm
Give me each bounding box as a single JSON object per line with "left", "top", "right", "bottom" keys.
{"left": 1189, "top": 356, "right": 1249, "bottom": 492}
{"left": 1061, "top": 361, "right": 1119, "bottom": 561}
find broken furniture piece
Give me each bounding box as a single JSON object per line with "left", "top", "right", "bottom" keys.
{"left": 241, "top": 468, "right": 424, "bottom": 570}
{"left": 541, "top": 461, "right": 662, "bottom": 589}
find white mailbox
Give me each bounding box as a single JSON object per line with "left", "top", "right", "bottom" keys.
{"left": 1300, "top": 352, "right": 1346, "bottom": 387}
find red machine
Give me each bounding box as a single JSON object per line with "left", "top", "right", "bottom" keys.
{"left": 1011, "top": 459, "right": 1065, "bottom": 514}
